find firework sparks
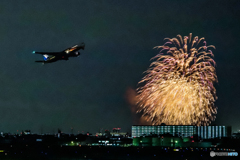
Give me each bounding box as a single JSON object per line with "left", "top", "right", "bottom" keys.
{"left": 136, "top": 33, "right": 217, "bottom": 125}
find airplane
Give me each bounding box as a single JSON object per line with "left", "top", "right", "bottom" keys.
{"left": 32, "top": 42, "right": 85, "bottom": 64}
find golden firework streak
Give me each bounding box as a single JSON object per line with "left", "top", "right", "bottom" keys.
{"left": 136, "top": 33, "right": 217, "bottom": 125}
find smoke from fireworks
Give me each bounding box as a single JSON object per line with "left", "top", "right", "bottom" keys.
{"left": 136, "top": 33, "right": 217, "bottom": 125}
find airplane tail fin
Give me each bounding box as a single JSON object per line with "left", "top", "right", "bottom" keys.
{"left": 43, "top": 54, "right": 49, "bottom": 61}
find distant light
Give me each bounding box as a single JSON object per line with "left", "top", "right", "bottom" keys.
{"left": 32, "top": 51, "right": 35, "bottom": 54}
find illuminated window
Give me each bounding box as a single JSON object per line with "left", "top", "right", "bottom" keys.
{"left": 208, "top": 126, "right": 211, "bottom": 139}
{"left": 212, "top": 126, "right": 215, "bottom": 138}
{"left": 198, "top": 126, "right": 200, "bottom": 137}
{"left": 223, "top": 126, "right": 226, "bottom": 137}
{"left": 201, "top": 126, "right": 203, "bottom": 139}
{"left": 216, "top": 126, "right": 218, "bottom": 138}
{"left": 219, "top": 126, "right": 222, "bottom": 138}
{"left": 204, "top": 126, "right": 207, "bottom": 139}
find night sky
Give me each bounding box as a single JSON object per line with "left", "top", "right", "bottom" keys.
{"left": 0, "top": 0, "right": 239, "bottom": 134}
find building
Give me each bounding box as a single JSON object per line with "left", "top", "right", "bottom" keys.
{"left": 132, "top": 125, "right": 231, "bottom": 139}
{"left": 23, "top": 130, "right": 31, "bottom": 135}
{"left": 111, "top": 128, "right": 127, "bottom": 137}
{"left": 95, "top": 128, "right": 127, "bottom": 137}
{"left": 232, "top": 132, "right": 240, "bottom": 138}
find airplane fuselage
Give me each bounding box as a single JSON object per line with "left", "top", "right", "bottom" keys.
{"left": 33, "top": 43, "right": 85, "bottom": 64}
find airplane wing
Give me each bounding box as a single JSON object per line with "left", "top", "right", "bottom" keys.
{"left": 35, "top": 60, "right": 55, "bottom": 64}
{"left": 35, "top": 60, "right": 45, "bottom": 63}
{"left": 32, "top": 51, "right": 61, "bottom": 55}
{"left": 62, "top": 43, "right": 85, "bottom": 53}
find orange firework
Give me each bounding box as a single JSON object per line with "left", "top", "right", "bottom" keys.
{"left": 136, "top": 33, "right": 217, "bottom": 125}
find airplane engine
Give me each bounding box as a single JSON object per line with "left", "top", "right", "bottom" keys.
{"left": 75, "top": 52, "right": 80, "bottom": 56}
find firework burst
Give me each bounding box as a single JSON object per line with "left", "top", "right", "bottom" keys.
{"left": 136, "top": 33, "right": 217, "bottom": 125}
